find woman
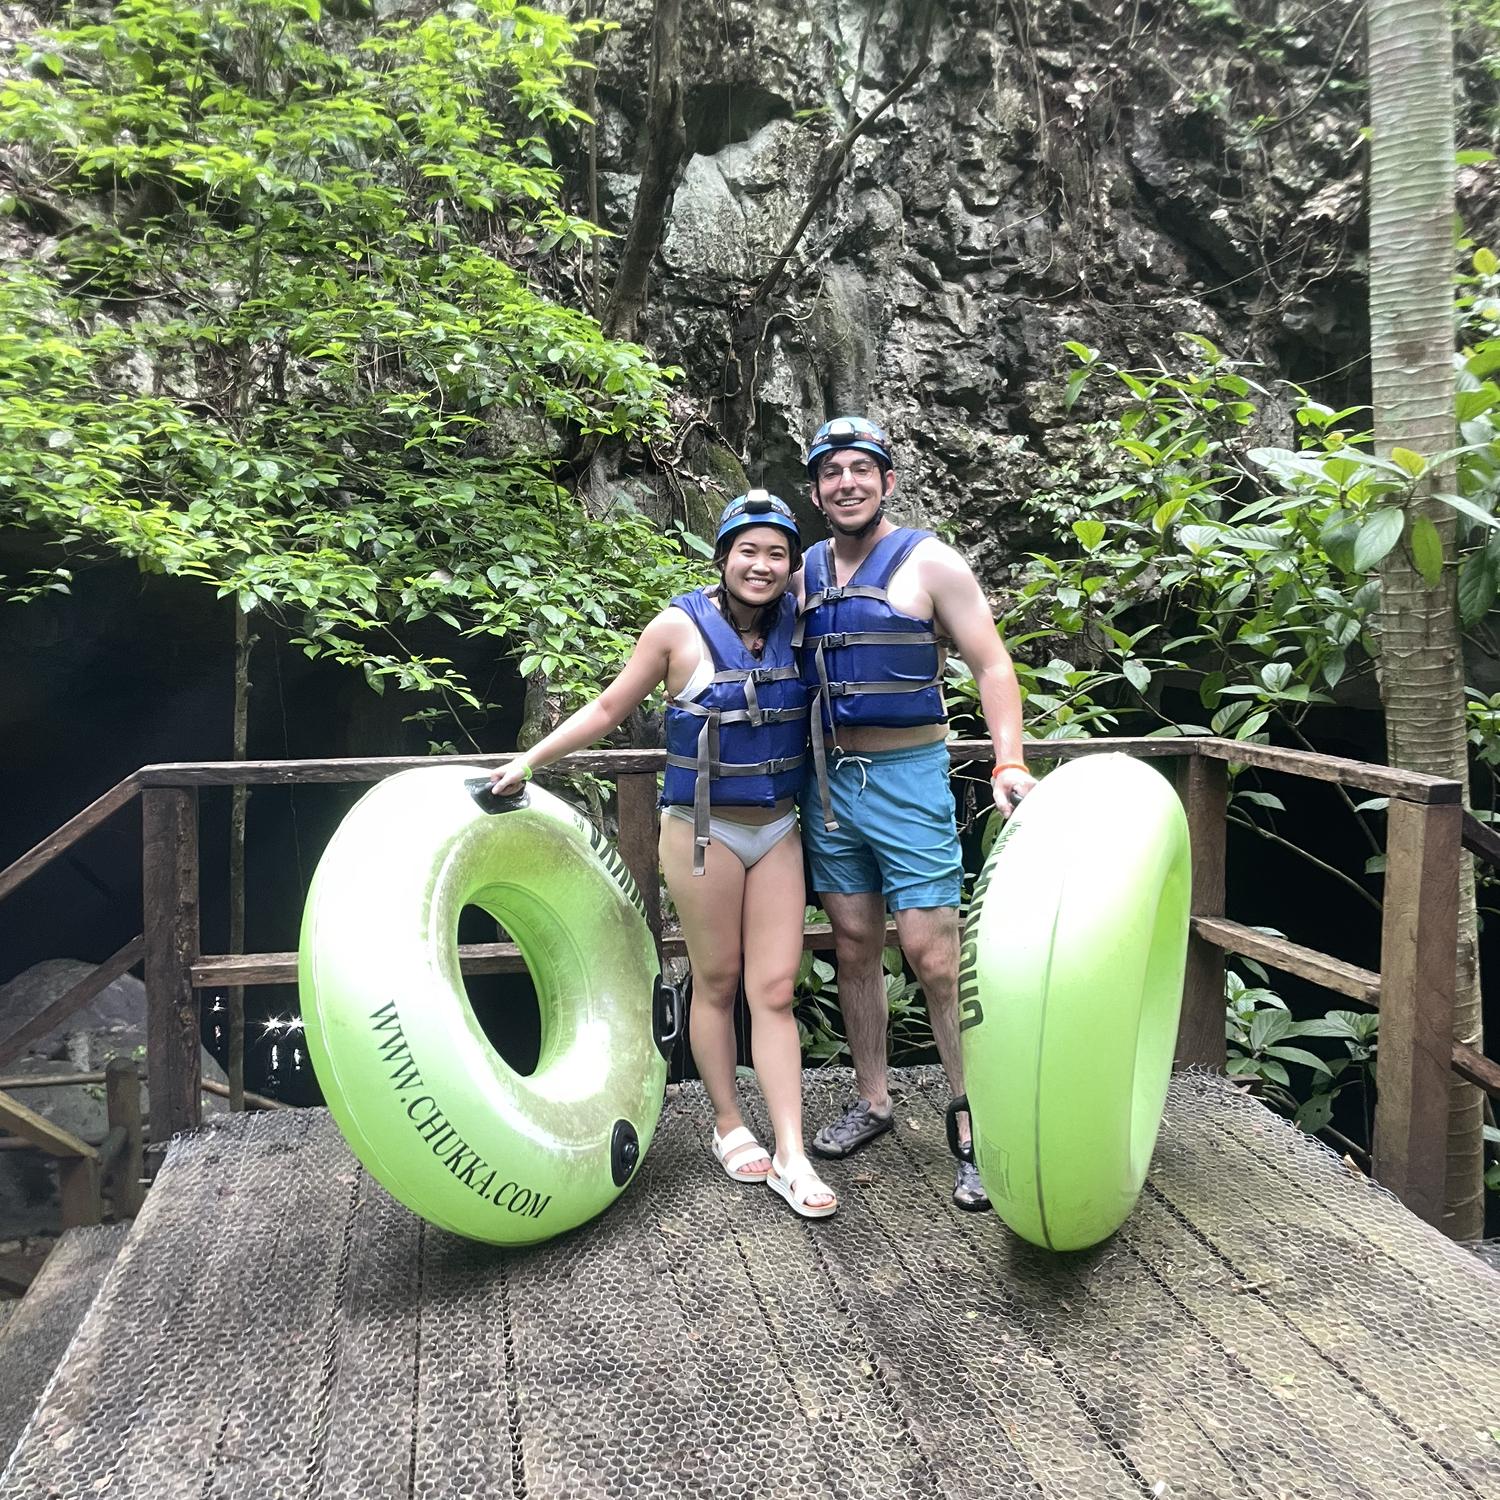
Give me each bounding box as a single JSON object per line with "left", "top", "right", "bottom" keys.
{"left": 487, "top": 491, "right": 837, "bottom": 1218}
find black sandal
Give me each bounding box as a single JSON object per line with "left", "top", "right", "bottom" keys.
{"left": 810, "top": 1098, "right": 894, "bottom": 1159}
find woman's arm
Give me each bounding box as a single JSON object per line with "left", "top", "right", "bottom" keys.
{"left": 488, "top": 610, "right": 687, "bottom": 794}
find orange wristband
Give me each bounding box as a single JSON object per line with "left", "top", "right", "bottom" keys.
{"left": 991, "top": 761, "right": 1027, "bottom": 779}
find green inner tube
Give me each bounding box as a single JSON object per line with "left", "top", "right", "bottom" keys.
{"left": 298, "top": 766, "right": 668, "bottom": 1246}
{"left": 957, "top": 753, "right": 1191, "bottom": 1251}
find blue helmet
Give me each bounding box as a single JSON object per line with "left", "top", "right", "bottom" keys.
{"left": 713, "top": 489, "right": 801, "bottom": 564}
{"left": 805, "top": 415, "right": 895, "bottom": 478}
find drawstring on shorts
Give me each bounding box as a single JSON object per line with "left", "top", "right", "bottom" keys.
{"left": 833, "top": 751, "right": 873, "bottom": 792}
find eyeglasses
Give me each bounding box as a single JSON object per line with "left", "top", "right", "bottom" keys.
{"left": 817, "top": 460, "right": 881, "bottom": 484}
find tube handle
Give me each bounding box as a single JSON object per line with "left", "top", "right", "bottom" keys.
{"left": 465, "top": 776, "right": 528, "bottom": 814}
{"left": 653, "top": 975, "right": 683, "bottom": 1059}
{"left": 945, "top": 1094, "right": 974, "bottom": 1163}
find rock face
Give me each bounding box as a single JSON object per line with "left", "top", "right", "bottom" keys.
{"left": 0, "top": 961, "right": 226, "bottom": 1234}
{"left": 586, "top": 0, "right": 1498, "bottom": 575}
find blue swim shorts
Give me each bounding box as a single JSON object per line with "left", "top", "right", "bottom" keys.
{"left": 799, "top": 740, "right": 963, "bottom": 911}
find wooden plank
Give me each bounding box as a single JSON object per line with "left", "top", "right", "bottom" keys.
{"left": 1175, "top": 754, "right": 1228, "bottom": 1069}
{"left": 135, "top": 751, "right": 670, "bottom": 786}
{"left": 1372, "top": 798, "right": 1460, "bottom": 1227}
{"left": 1452, "top": 1041, "right": 1500, "bottom": 1096}
{"left": 0, "top": 935, "right": 146, "bottom": 1069}
{"left": 200, "top": 1078, "right": 287, "bottom": 1111}
{"left": 1191, "top": 915, "right": 1382, "bottom": 1004}
{"left": 1188, "top": 921, "right": 1495, "bottom": 1095}
{"left": 0, "top": 1123, "right": 262, "bottom": 1497}
{"left": 1195, "top": 736, "right": 1460, "bottom": 802}
{"left": 192, "top": 920, "right": 883, "bottom": 989}
{"left": 0, "top": 1071, "right": 108, "bottom": 1090}
{"left": 131, "top": 736, "right": 1190, "bottom": 790}
{"left": 889, "top": 1085, "right": 1265, "bottom": 1495}
{"left": 1461, "top": 808, "right": 1500, "bottom": 867}
{"left": 1120, "top": 1189, "right": 1473, "bottom": 1498}
{"left": 105, "top": 1055, "right": 145, "bottom": 1218}
{"left": 615, "top": 772, "right": 662, "bottom": 954}
{"left": 0, "top": 1088, "right": 96, "bottom": 1158}
{"left": 0, "top": 1224, "right": 128, "bottom": 1461}
{"left": 318, "top": 1172, "right": 421, "bottom": 1500}
{"left": 651, "top": 1088, "right": 955, "bottom": 1498}
{"left": 0, "top": 774, "right": 140, "bottom": 903}
{"left": 142, "top": 789, "right": 202, "bottom": 1139}
{"left": 0, "top": 1246, "right": 49, "bottom": 1295}
{"left": 198, "top": 1120, "right": 360, "bottom": 1500}
{"left": 49, "top": 740, "right": 1441, "bottom": 805}
{"left": 1150, "top": 1081, "right": 1500, "bottom": 1491}
{"left": 57, "top": 1155, "right": 101, "bottom": 1229}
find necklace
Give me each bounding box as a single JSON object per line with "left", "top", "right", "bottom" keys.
{"left": 717, "top": 587, "right": 766, "bottom": 653}
{"left": 727, "top": 613, "right": 764, "bottom": 654}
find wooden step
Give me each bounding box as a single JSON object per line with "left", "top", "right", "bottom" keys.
{"left": 0, "top": 1223, "right": 129, "bottom": 1467}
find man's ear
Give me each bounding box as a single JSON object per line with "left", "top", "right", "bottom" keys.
{"left": 809, "top": 482, "right": 824, "bottom": 515}
{"left": 883, "top": 467, "right": 899, "bottom": 498}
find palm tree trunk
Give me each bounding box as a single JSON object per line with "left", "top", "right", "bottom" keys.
{"left": 1368, "top": 0, "right": 1484, "bottom": 1238}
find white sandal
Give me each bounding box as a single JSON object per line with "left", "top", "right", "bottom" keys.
{"left": 713, "top": 1125, "right": 772, "bottom": 1182}
{"left": 767, "top": 1153, "right": 838, "bottom": 1219}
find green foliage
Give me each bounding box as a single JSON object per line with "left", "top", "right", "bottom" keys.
{"left": 960, "top": 272, "right": 1500, "bottom": 1178}
{"left": 948, "top": 278, "right": 1500, "bottom": 861}
{"left": 1224, "top": 961, "right": 1378, "bottom": 1138}
{"left": 794, "top": 908, "right": 934, "bottom": 1065}
{"left": 0, "top": 0, "right": 699, "bottom": 723}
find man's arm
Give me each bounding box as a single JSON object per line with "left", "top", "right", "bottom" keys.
{"left": 922, "top": 543, "right": 1036, "bottom": 815}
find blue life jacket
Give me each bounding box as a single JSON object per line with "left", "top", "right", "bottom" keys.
{"left": 794, "top": 528, "right": 946, "bottom": 831}
{"left": 661, "top": 589, "right": 809, "bottom": 874}
{"left": 795, "top": 528, "right": 946, "bottom": 729}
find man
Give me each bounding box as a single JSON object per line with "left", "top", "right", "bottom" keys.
{"left": 794, "top": 415, "right": 1036, "bottom": 1209}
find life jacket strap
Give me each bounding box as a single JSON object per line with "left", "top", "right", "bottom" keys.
{"left": 664, "top": 753, "right": 807, "bottom": 776}
{"left": 669, "top": 702, "right": 806, "bottom": 725}
{"left": 809, "top": 708, "right": 838, "bottom": 834}
{"left": 668, "top": 721, "right": 807, "bottom": 876}
{"left": 822, "top": 677, "right": 944, "bottom": 698}
{"left": 803, "top": 629, "right": 939, "bottom": 651}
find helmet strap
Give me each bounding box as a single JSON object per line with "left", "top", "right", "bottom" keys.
{"left": 827, "top": 503, "right": 886, "bottom": 540}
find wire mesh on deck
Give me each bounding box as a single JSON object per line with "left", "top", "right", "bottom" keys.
{"left": 2, "top": 1069, "right": 1497, "bottom": 1500}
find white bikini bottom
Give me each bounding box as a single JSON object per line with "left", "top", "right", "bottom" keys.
{"left": 663, "top": 807, "right": 798, "bottom": 869}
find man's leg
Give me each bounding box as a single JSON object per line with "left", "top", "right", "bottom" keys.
{"left": 820, "top": 889, "right": 893, "bottom": 1113}
{"left": 892, "top": 902, "right": 988, "bottom": 1210}
{"left": 891, "top": 904, "right": 963, "bottom": 1107}
{"left": 800, "top": 769, "right": 894, "bottom": 1159}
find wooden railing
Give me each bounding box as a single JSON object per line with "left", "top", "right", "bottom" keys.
{"left": 0, "top": 737, "right": 1493, "bottom": 1232}
{"left": 0, "top": 1058, "right": 144, "bottom": 1227}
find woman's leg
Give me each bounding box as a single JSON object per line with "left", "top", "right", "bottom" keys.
{"left": 659, "top": 814, "right": 762, "bottom": 1163}
{"left": 741, "top": 829, "right": 830, "bottom": 1206}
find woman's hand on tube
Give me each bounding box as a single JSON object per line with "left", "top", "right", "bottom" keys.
{"left": 487, "top": 758, "right": 531, "bottom": 797}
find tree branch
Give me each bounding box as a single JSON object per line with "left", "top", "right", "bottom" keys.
{"left": 602, "top": 0, "right": 685, "bottom": 342}
{"left": 750, "top": 51, "right": 930, "bottom": 307}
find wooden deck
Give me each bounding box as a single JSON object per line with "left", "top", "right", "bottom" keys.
{"left": 2, "top": 1068, "right": 1497, "bottom": 1500}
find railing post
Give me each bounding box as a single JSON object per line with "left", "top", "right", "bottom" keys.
{"left": 57, "top": 1155, "right": 101, "bottom": 1229}
{"left": 105, "top": 1056, "right": 145, "bottom": 1218}
{"left": 1174, "top": 752, "right": 1227, "bottom": 1070}
{"left": 142, "top": 788, "right": 202, "bottom": 1140}
{"left": 615, "top": 773, "right": 662, "bottom": 957}
{"left": 1372, "top": 795, "right": 1459, "bottom": 1228}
